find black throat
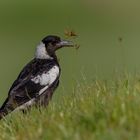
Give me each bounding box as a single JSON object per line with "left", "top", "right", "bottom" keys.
{"left": 50, "top": 53, "right": 59, "bottom": 66}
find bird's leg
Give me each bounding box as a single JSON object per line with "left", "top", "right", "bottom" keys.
{"left": 43, "top": 90, "right": 53, "bottom": 107}
{"left": 38, "top": 80, "right": 59, "bottom": 108}
{"left": 35, "top": 88, "right": 53, "bottom": 108}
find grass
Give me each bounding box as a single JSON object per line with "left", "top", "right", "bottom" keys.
{"left": 0, "top": 75, "right": 140, "bottom": 140}
{"left": 0, "top": 1, "right": 140, "bottom": 139}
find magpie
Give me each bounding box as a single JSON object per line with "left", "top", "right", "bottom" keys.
{"left": 0, "top": 35, "right": 74, "bottom": 119}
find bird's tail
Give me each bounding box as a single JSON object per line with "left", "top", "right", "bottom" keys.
{"left": 0, "top": 109, "right": 7, "bottom": 120}
{"left": 0, "top": 106, "right": 14, "bottom": 120}
{"left": 0, "top": 98, "right": 13, "bottom": 120}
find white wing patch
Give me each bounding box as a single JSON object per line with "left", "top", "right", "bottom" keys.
{"left": 31, "top": 65, "right": 59, "bottom": 86}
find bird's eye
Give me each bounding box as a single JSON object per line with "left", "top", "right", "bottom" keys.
{"left": 52, "top": 40, "right": 59, "bottom": 45}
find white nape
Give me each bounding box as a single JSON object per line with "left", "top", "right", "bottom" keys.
{"left": 35, "top": 42, "right": 53, "bottom": 59}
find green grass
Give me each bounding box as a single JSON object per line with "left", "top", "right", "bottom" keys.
{"left": 0, "top": 76, "right": 140, "bottom": 140}
{"left": 0, "top": 1, "right": 140, "bottom": 139}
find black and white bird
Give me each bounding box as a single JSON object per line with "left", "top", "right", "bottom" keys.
{"left": 0, "top": 35, "right": 74, "bottom": 119}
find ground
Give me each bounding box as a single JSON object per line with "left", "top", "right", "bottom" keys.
{"left": 0, "top": 76, "right": 140, "bottom": 140}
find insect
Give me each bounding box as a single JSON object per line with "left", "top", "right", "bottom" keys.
{"left": 64, "top": 29, "right": 80, "bottom": 50}
{"left": 64, "top": 29, "right": 78, "bottom": 37}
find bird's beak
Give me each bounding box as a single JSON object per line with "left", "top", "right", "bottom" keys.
{"left": 56, "top": 40, "right": 74, "bottom": 48}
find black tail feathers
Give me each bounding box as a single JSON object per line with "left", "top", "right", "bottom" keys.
{"left": 0, "top": 109, "right": 7, "bottom": 120}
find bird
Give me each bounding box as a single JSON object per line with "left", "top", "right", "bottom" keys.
{"left": 0, "top": 35, "right": 74, "bottom": 119}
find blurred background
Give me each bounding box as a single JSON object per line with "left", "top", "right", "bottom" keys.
{"left": 0, "top": 0, "right": 140, "bottom": 104}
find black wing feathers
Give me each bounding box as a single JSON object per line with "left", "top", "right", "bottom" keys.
{"left": 1, "top": 58, "right": 59, "bottom": 112}
{"left": 9, "top": 59, "right": 57, "bottom": 94}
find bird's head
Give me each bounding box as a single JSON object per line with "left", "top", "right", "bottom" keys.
{"left": 35, "top": 35, "right": 74, "bottom": 59}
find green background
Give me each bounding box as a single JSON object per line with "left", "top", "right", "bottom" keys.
{"left": 0, "top": 0, "right": 140, "bottom": 104}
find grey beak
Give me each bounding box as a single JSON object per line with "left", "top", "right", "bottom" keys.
{"left": 57, "top": 40, "right": 74, "bottom": 47}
